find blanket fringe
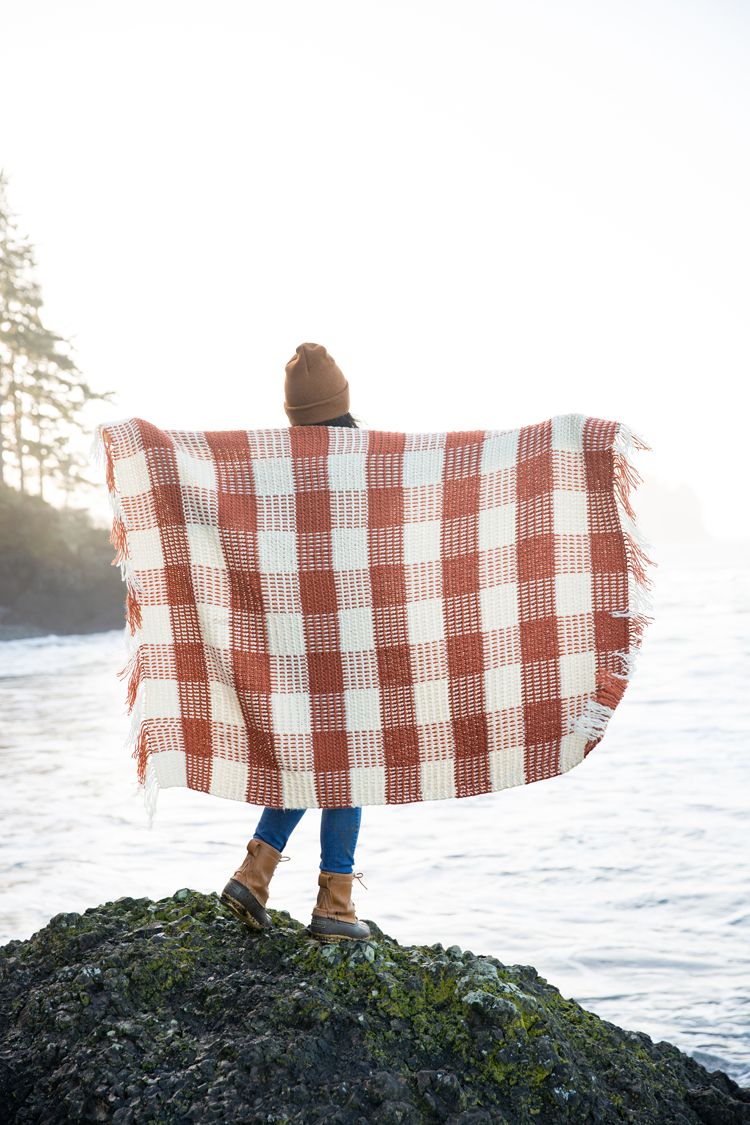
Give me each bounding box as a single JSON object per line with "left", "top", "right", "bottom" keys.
{"left": 91, "top": 420, "right": 156, "bottom": 820}
{"left": 576, "top": 422, "right": 655, "bottom": 749}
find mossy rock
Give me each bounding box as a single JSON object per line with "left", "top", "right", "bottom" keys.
{"left": 1, "top": 892, "right": 747, "bottom": 1123}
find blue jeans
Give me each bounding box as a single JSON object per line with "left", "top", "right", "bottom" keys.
{"left": 253, "top": 807, "right": 362, "bottom": 875}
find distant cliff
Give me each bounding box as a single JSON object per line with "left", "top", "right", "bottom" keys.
{"left": 1, "top": 892, "right": 748, "bottom": 1124}
{"left": 0, "top": 486, "right": 124, "bottom": 639}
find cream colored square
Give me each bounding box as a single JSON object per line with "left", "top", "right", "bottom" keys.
{"left": 407, "top": 599, "right": 446, "bottom": 645}
{"left": 271, "top": 692, "right": 312, "bottom": 735}
{"left": 480, "top": 430, "right": 519, "bottom": 472}
{"left": 413, "top": 679, "right": 451, "bottom": 726}
{"left": 252, "top": 456, "right": 295, "bottom": 496}
{"left": 484, "top": 664, "right": 523, "bottom": 712}
{"left": 555, "top": 572, "right": 593, "bottom": 616}
{"left": 197, "top": 603, "right": 230, "bottom": 650}
{"left": 560, "top": 651, "right": 596, "bottom": 698}
{"left": 257, "top": 531, "right": 297, "bottom": 573}
{"left": 489, "top": 745, "right": 526, "bottom": 789}
{"left": 350, "top": 766, "right": 386, "bottom": 806}
{"left": 402, "top": 448, "right": 444, "bottom": 487}
{"left": 404, "top": 521, "right": 441, "bottom": 564}
{"left": 420, "top": 758, "right": 456, "bottom": 801}
{"left": 553, "top": 490, "right": 588, "bottom": 536}
{"left": 209, "top": 681, "right": 245, "bottom": 726}
{"left": 151, "top": 749, "right": 188, "bottom": 788}
{"left": 281, "top": 770, "right": 319, "bottom": 808}
{"left": 175, "top": 450, "right": 217, "bottom": 492}
{"left": 128, "top": 527, "right": 165, "bottom": 571}
{"left": 478, "top": 505, "right": 516, "bottom": 550}
{"left": 267, "top": 613, "right": 306, "bottom": 655}
{"left": 551, "top": 413, "right": 587, "bottom": 452}
{"left": 559, "top": 730, "right": 588, "bottom": 772}
{"left": 115, "top": 450, "right": 150, "bottom": 497}
{"left": 186, "top": 525, "right": 225, "bottom": 568}
{"left": 345, "top": 688, "right": 381, "bottom": 731}
{"left": 210, "top": 757, "right": 249, "bottom": 802}
{"left": 327, "top": 452, "right": 367, "bottom": 491}
{"left": 144, "top": 678, "right": 181, "bottom": 719}
{"left": 139, "top": 604, "right": 173, "bottom": 645}
{"left": 479, "top": 583, "right": 518, "bottom": 632}
{"left": 331, "top": 527, "right": 369, "bottom": 571}
{"left": 338, "top": 607, "right": 375, "bottom": 652}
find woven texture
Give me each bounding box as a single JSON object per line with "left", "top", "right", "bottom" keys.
{"left": 101, "top": 415, "right": 650, "bottom": 809}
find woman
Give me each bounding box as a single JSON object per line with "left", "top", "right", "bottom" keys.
{"left": 222, "top": 343, "right": 370, "bottom": 943}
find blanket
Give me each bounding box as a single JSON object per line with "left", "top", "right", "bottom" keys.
{"left": 98, "top": 415, "right": 651, "bottom": 811}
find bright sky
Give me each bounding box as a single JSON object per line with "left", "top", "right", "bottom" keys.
{"left": 1, "top": 0, "right": 748, "bottom": 537}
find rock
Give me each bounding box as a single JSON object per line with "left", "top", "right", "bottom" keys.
{"left": 1, "top": 890, "right": 749, "bottom": 1124}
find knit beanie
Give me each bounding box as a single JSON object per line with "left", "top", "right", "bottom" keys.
{"left": 284, "top": 343, "right": 350, "bottom": 426}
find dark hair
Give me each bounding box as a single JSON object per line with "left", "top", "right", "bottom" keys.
{"left": 313, "top": 412, "right": 358, "bottom": 428}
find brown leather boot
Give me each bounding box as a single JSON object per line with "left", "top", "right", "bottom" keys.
{"left": 310, "top": 871, "right": 371, "bottom": 942}
{"left": 221, "top": 838, "right": 285, "bottom": 930}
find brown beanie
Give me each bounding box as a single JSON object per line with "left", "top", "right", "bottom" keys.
{"left": 284, "top": 343, "right": 350, "bottom": 426}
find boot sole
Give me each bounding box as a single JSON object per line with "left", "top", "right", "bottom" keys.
{"left": 309, "top": 917, "right": 371, "bottom": 943}
{"left": 221, "top": 879, "right": 270, "bottom": 931}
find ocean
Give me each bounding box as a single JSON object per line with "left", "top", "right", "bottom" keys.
{"left": 1, "top": 541, "right": 748, "bottom": 1083}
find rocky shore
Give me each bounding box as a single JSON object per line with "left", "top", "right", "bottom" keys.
{"left": 1, "top": 892, "right": 748, "bottom": 1125}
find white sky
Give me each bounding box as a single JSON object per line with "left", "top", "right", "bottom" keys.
{"left": 1, "top": 0, "right": 748, "bottom": 537}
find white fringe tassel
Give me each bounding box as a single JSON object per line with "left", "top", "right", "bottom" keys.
{"left": 89, "top": 418, "right": 156, "bottom": 823}
{"left": 569, "top": 700, "right": 616, "bottom": 742}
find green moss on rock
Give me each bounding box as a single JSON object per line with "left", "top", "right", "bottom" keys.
{"left": 1, "top": 891, "right": 748, "bottom": 1124}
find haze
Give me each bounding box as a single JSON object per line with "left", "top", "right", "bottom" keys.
{"left": 1, "top": 0, "right": 748, "bottom": 538}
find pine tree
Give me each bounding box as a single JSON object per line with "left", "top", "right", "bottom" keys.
{"left": 0, "top": 172, "right": 113, "bottom": 497}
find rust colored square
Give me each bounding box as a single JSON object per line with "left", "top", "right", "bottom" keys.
{"left": 443, "top": 554, "right": 479, "bottom": 599}
{"left": 308, "top": 653, "right": 345, "bottom": 695}
{"left": 164, "top": 563, "right": 194, "bottom": 604}
{"left": 152, "top": 483, "right": 184, "bottom": 528}
{"left": 218, "top": 491, "right": 257, "bottom": 532}
{"left": 205, "top": 430, "right": 251, "bottom": 461}
{"left": 444, "top": 476, "right": 480, "bottom": 521}
{"left": 523, "top": 699, "right": 562, "bottom": 746}
{"left": 516, "top": 534, "right": 555, "bottom": 584}
{"left": 593, "top": 609, "right": 628, "bottom": 653}
{"left": 296, "top": 490, "right": 331, "bottom": 533}
{"left": 453, "top": 713, "right": 489, "bottom": 759}
{"left": 370, "top": 565, "right": 406, "bottom": 608}
{"left": 520, "top": 617, "right": 559, "bottom": 664}
{"left": 447, "top": 632, "right": 484, "bottom": 675}
{"left": 383, "top": 725, "right": 421, "bottom": 767}
{"left": 181, "top": 719, "right": 213, "bottom": 759}
{"left": 369, "top": 487, "right": 403, "bottom": 528}
{"left": 590, "top": 532, "right": 627, "bottom": 575}
{"left": 583, "top": 448, "right": 614, "bottom": 492}
{"left": 173, "top": 642, "right": 208, "bottom": 684}
{"left": 377, "top": 645, "right": 412, "bottom": 687}
{"left": 232, "top": 650, "right": 271, "bottom": 694}
{"left": 136, "top": 419, "right": 175, "bottom": 449}
{"left": 246, "top": 725, "right": 278, "bottom": 770}
{"left": 313, "top": 730, "right": 349, "bottom": 773}
{"left": 516, "top": 452, "right": 553, "bottom": 501}
{"left": 228, "top": 570, "right": 264, "bottom": 616}
{"left": 299, "top": 570, "right": 337, "bottom": 615}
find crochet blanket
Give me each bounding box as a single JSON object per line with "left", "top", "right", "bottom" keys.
{"left": 98, "top": 415, "right": 651, "bottom": 811}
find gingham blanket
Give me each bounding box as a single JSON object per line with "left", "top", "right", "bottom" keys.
{"left": 99, "top": 415, "right": 650, "bottom": 810}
